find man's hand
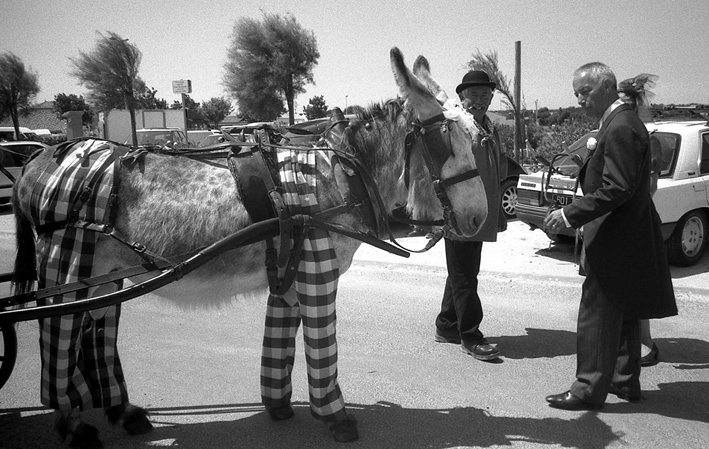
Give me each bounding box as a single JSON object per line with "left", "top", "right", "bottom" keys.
{"left": 544, "top": 209, "right": 568, "bottom": 233}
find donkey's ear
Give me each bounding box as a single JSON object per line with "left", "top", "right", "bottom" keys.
{"left": 390, "top": 47, "right": 443, "bottom": 120}
{"left": 413, "top": 55, "right": 449, "bottom": 105}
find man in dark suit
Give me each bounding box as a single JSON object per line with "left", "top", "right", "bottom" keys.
{"left": 543, "top": 62, "right": 677, "bottom": 410}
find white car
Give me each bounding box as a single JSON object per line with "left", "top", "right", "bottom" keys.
{"left": 516, "top": 119, "right": 709, "bottom": 266}
{"left": 0, "top": 141, "right": 49, "bottom": 206}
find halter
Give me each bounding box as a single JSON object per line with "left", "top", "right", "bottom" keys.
{"left": 404, "top": 113, "right": 480, "bottom": 235}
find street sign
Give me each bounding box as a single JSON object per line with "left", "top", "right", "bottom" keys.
{"left": 172, "top": 79, "right": 192, "bottom": 94}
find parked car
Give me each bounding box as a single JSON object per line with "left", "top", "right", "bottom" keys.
{"left": 123, "top": 128, "right": 189, "bottom": 149}
{"left": 197, "top": 133, "right": 229, "bottom": 148}
{"left": 187, "top": 129, "right": 221, "bottom": 147}
{"left": 0, "top": 141, "right": 49, "bottom": 205}
{"left": 221, "top": 122, "right": 275, "bottom": 143}
{"left": 516, "top": 120, "right": 709, "bottom": 266}
{"left": 0, "top": 126, "right": 37, "bottom": 142}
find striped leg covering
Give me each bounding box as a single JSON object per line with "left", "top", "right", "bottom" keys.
{"left": 30, "top": 140, "right": 128, "bottom": 410}
{"left": 260, "top": 147, "right": 347, "bottom": 422}
{"left": 37, "top": 228, "right": 128, "bottom": 410}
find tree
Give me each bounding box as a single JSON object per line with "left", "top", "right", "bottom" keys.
{"left": 53, "top": 93, "right": 94, "bottom": 127}
{"left": 199, "top": 97, "right": 233, "bottom": 128}
{"left": 70, "top": 31, "right": 142, "bottom": 146}
{"left": 0, "top": 52, "right": 40, "bottom": 140}
{"left": 137, "top": 86, "right": 168, "bottom": 109}
{"left": 224, "top": 12, "right": 319, "bottom": 124}
{"left": 303, "top": 95, "right": 328, "bottom": 119}
{"left": 465, "top": 49, "right": 523, "bottom": 158}
{"left": 169, "top": 94, "right": 200, "bottom": 111}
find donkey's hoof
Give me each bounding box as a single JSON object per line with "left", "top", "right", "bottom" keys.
{"left": 266, "top": 404, "right": 295, "bottom": 421}
{"left": 327, "top": 414, "right": 358, "bottom": 443}
{"left": 106, "top": 403, "right": 153, "bottom": 435}
{"left": 68, "top": 423, "right": 103, "bottom": 449}
{"left": 122, "top": 407, "right": 153, "bottom": 435}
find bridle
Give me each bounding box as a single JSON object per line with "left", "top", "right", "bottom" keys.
{"left": 325, "top": 111, "right": 481, "bottom": 242}
{"left": 403, "top": 113, "right": 481, "bottom": 235}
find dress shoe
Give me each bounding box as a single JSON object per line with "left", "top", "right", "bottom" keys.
{"left": 434, "top": 328, "right": 461, "bottom": 344}
{"left": 546, "top": 391, "right": 602, "bottom": 411}
{"left": 266, "top": 404, "right": 295, "bottom": 421}
{"left": 641, "top": 343, "right": 660, "bottom": 367}
{"left": 460, "top": 338, "right": 500, "bottom": 361}
{"left": 609, "top": 384, "right": 641, "bottom": 403}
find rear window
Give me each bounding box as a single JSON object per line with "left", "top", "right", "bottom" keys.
{"left": 650, "top": 132, "right": 680, "bottom": 177}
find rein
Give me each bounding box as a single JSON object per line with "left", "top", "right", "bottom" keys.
{"left": 402, "top": 114, "right": 480, "bottom": 236}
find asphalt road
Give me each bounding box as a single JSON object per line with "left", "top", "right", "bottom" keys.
{"left": 1, "top": 207, "right": 708, "bottom": 448}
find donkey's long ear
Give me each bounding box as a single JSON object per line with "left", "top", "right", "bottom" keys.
{"left": 413, "top": 55, "right": 449, "bottom": 105}
{"left": 390, "top": 47, "right": 442, "bottom": 120}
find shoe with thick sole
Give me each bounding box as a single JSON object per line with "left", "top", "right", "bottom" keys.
{"left": 460, "top": 339, "right": 500, "bottom": 361}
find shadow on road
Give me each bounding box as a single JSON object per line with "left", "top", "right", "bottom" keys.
{"left": 3, "top": 390, "right": 708, "bottom": 448}
{"left": 0, "top": 401, "right": 624, "bottom": 449}
{"left": 495, "top": 327, "right": 576, "bottom": 359}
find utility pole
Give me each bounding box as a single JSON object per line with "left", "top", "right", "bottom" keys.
{"left": 514, "top": 41, "right": 522, "bottom": 162}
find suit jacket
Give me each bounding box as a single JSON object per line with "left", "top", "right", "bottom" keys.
{"left": 563, "top": 103, "right": 677, "bottom": 319}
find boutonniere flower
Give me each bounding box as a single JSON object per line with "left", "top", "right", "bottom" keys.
{"left": 586, "top": 137, "right": 597, "bottom": 151}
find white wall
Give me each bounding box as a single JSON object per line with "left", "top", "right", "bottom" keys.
{"left": 103, "top": 109, "right": 186, "bottom": 144}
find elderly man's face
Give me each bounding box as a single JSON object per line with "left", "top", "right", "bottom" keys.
{"left": 573, "top": 71, "right": 612, "bottom": 119}
{"left": 460, "top": 86, "right": 493, "bottom": 121}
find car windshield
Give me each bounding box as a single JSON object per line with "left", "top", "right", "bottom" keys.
{"left": 130, "top": 131, "right": 181, "bottom": 146}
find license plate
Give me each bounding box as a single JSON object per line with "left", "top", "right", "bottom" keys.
{"left": 551, "top": 194, "right": 574, "bottom": 206}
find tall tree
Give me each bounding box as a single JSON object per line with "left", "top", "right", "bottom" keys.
{"left": 0, "top": 52, "right": 40, "bottom": 140}
{"left": 70, "top": 31, "right": 142, "bottom": 146}
{"left": 53, "top": 93, "right": 94, "bottom": 127}
{"left": 199, "top": 97, "right": 233, "bottom": 128}
{"left": 465, "top": 49, "right": 524, "bottom": 157}
{"left": 303, "top": 95, "right": 328, "bottom": 119}
{"left": 224, "top": 12, "right": 319, "bottom": 124}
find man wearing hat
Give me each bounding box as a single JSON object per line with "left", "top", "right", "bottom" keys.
{"left": 434, "top": 70, "right": 508, "bottom": 361}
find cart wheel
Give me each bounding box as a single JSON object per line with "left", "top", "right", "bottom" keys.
{"left": 0, "top": 323, "right": 18, "bottom": 390}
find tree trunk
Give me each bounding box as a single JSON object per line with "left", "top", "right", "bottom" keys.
{"left": 286, "top": 77, "right": 294, "bottom": 125}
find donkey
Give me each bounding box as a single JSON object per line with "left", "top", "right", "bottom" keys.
{"left": 11, "top": 47, "right": 488, "bottom": 447}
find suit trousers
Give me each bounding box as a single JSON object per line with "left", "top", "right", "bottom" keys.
{"left": 570, "top": 273, "right": 641, "bottom": 405}
{"left": 435, "top": 239, "right": 485, "bottom": 344}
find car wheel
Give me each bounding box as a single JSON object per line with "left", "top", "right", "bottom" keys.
{"left": 500, "top": 178, "right": 518, "bottom": 219}
{"left": 666, "top": 210, "right": 708, "bottom": 267}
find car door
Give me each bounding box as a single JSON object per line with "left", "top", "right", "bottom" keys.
{"left": 700, "top": 132, "right": 709, "bottom": 206}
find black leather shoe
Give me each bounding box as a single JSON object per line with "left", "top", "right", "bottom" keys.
{"left": 641, "top": 343, "right": 659, "bottom": 367}
{"left": 266, "top": 404, "right": 295, "bottom": 421}
{"left": 460, "top": 338, "right": 500, "bottom": 361}
{"left": 546, "top": 391, "right": 602, "bottom": 410}
{"left": 609, "top": 384, "right": 641, "bottom": 403}
{"left": 434, "top": 329, "right": 461, "bottom": 344}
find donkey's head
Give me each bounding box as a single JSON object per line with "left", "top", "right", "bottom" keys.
{"left": 390, "top": 47, "right": 487, "bottom": 238}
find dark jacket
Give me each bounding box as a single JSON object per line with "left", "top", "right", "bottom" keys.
{"left": 563, "top": 103, "right": 677, "bottom": 319}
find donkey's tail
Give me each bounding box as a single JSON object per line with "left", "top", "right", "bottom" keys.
{"left": 11, "top": 193, "right": 37, "bottom": 295}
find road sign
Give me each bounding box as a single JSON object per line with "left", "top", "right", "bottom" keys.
{"left": 172, "top": 79, "right": 192, "bottom": 94}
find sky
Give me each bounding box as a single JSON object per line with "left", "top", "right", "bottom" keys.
{"left": 2, "top": 0, "right": 708, "bottom": 114}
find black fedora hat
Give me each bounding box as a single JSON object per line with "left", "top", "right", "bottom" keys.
{"left": 456, "top": 70, "right": 496, "bottom": 94}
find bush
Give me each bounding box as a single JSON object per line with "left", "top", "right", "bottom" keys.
{"left": 36, "top": 134, "right": 67, "bottom": 146}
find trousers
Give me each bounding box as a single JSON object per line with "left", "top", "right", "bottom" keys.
{"left": 435, "top": 239, "right": 485, "bottom": 343}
